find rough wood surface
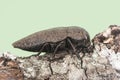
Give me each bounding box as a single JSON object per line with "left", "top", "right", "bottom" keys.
{"left": 16, "top": 51, "right": 119, "bottom": 80}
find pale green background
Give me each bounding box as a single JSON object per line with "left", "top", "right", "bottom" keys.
{"left": 0, "top": 0, "right": 120, "bottom": 56}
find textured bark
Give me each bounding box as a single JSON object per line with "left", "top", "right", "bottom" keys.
{"left": 16, "top": 50, "right": 119, "bottom": 80}
{"left": 1, "top": 25, "right": 120, "bottom": 80}
{"left": 0, "top": 57, "right": 23, "bottom": 80}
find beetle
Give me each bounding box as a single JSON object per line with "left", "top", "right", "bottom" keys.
{"left": 12, "top": 26, "right": 91, "bottom": 58}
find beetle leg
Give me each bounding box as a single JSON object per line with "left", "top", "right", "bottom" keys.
{"left": 67, "top": 38, "right": 81, "bottom": 59}
{"left": 35, "top": 43, "right": 48, "bottom": 56}
{"left": 66, "top": 49, "right": 73, "bottom": 57}
{"left": 67, "top": 39, "right": 76, "bottom": 52}
{"left": 52, "top": 41, "right": 64, "bottom": 58}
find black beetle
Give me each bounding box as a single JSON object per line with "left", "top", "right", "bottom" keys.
{"left": 12, "top": 26, "right": 91, "bottom": 57}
